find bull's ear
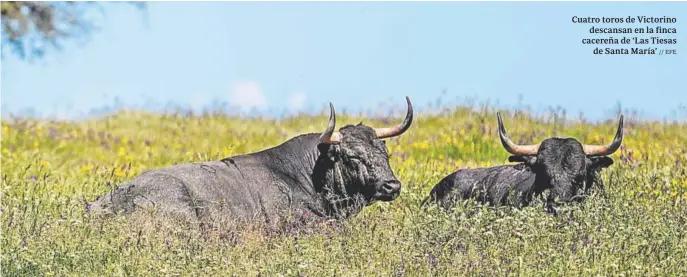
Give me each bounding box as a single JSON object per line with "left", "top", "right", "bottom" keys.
{"left": 509, "top": 155, "right": 536, "bottom": 165}
{"left": 317, "top": 143, "right": 340, "bottom": 162}
{"left": 589, "top": 156, "right": 614, "bottom": 169}
{"left": 508, "top": 155, "right": 525, "bottom": 163}
{"left": 317, "top": 143, "right": 331, "bottom": 153}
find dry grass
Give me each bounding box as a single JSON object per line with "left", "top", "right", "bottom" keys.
{"left": 2, "top": 104, "right": 686, "bottom": 276}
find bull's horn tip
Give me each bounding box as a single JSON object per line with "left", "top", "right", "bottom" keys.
{"left": 328, "top": 103, "right": 336, "bottom": 116}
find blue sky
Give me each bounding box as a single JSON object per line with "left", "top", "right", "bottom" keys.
{"left": 1, "top": 1, "right": 685, "bottom": 121}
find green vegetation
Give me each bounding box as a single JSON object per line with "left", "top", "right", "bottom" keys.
{"left": 2, "top": 105, "right": 686, "bottom": 276}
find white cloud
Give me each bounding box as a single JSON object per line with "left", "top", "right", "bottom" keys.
{"left": 228, "top": 81, "right": 267, "bottom": 111}
{"left": 287, "top": 92, "right": 307, "bottom": 112}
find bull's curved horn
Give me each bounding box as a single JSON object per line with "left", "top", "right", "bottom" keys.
{"left": 319, "top": 103, "right": 342, "bottom": 144}
{"left": 374, "top": 96, "right": 414, "bottom": 139}
{"left": 497, "top": 112, "right": 540, "bottom": 156}
{"left": 583, "top": 115, "right": 624, "bottom": 156}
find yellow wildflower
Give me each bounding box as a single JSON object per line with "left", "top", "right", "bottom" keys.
{"left": 417, "top": 141, "right": 429, "bottom": 150}
{"left": 80, "top": 163, "right": 95, "bottom": 173}
{"left": 114, "top": 168, "right": 126, "bottom": 177}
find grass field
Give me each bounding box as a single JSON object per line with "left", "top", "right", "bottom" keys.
{"left": 2, "top": 104, "right": 686, "bottom": 276}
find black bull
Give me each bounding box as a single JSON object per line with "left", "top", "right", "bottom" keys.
{"left": 424, "top": 113, "right": 624, "bottom": 214}
{"left": 87, "top": 97, "right": 414, "bottom": 224}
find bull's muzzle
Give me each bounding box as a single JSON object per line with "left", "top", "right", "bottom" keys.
{"left": 377, "top": 180, "right": 402, "bottom": 201}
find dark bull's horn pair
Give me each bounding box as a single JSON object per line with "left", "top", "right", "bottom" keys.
{"left": 320, "top": 96, "right": 414, "bottom": 144}
{"left": 497, "top": 112, "right": 624, "bottom": 156}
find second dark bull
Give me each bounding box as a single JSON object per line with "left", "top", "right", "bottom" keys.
{"left": 424, "top": 112, "right": 624, "bottom": 215}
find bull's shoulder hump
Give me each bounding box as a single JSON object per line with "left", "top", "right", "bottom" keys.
{"left": 450, "top": 164, "right": 526, "bottom": 181}
{"left": 220, "top": 133, "right": 320, "bottom": 160}
{"left": 452, "top": 166, "right": 491, "bottom": 177}
{"left": 501, "top": 163, "right": 532, "bottom": 173}
{"left": 490, "top": 164, "right": 535, "bottom": 181}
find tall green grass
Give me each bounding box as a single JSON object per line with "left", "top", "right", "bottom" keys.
{"left": 2, "top": 105, "right": 686, "bottom": 276}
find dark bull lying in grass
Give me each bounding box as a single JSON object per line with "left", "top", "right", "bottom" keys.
{"left": 88, "top": 97, "right": 414, "bottom": 225}
{"left": 424, "top": 112, "right": 624, "bottom": 215}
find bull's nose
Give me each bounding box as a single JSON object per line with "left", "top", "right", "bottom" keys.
{"left": 382, "top": 181, "right": 401, "bottom": 193}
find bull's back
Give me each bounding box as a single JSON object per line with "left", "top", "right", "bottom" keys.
{"left": 480, "top": 165, "right": 536, "bottom": 205}
{"left": 428, "top": 167, "right": 492, "bottom": 202}
{"left": 427, "top": 164, "right": 536, "bottom": 207}
{"left": 88, "top": 159, "right": 284, "bottom": 222}
{"left": 155, "top": 160, "right": 264, "bottom": 220}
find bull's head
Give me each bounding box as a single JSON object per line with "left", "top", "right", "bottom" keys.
{"left": 316, "top": 97, "right": 413, "bottom": 204}
{"left": 496, "top": 112, "right": 623, "bottom": 203}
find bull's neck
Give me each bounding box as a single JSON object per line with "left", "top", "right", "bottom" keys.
{"left": 249, "top": 133, "right": 360, "bottom": 219}
{"left": 265, "top": 133, "right": 334, "bottom": 213}
{"left": 283, "top": 134, "right": 362, "bottom": 218}
{"left": 269, "top": 133, "right": 322, "bottom": 188}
